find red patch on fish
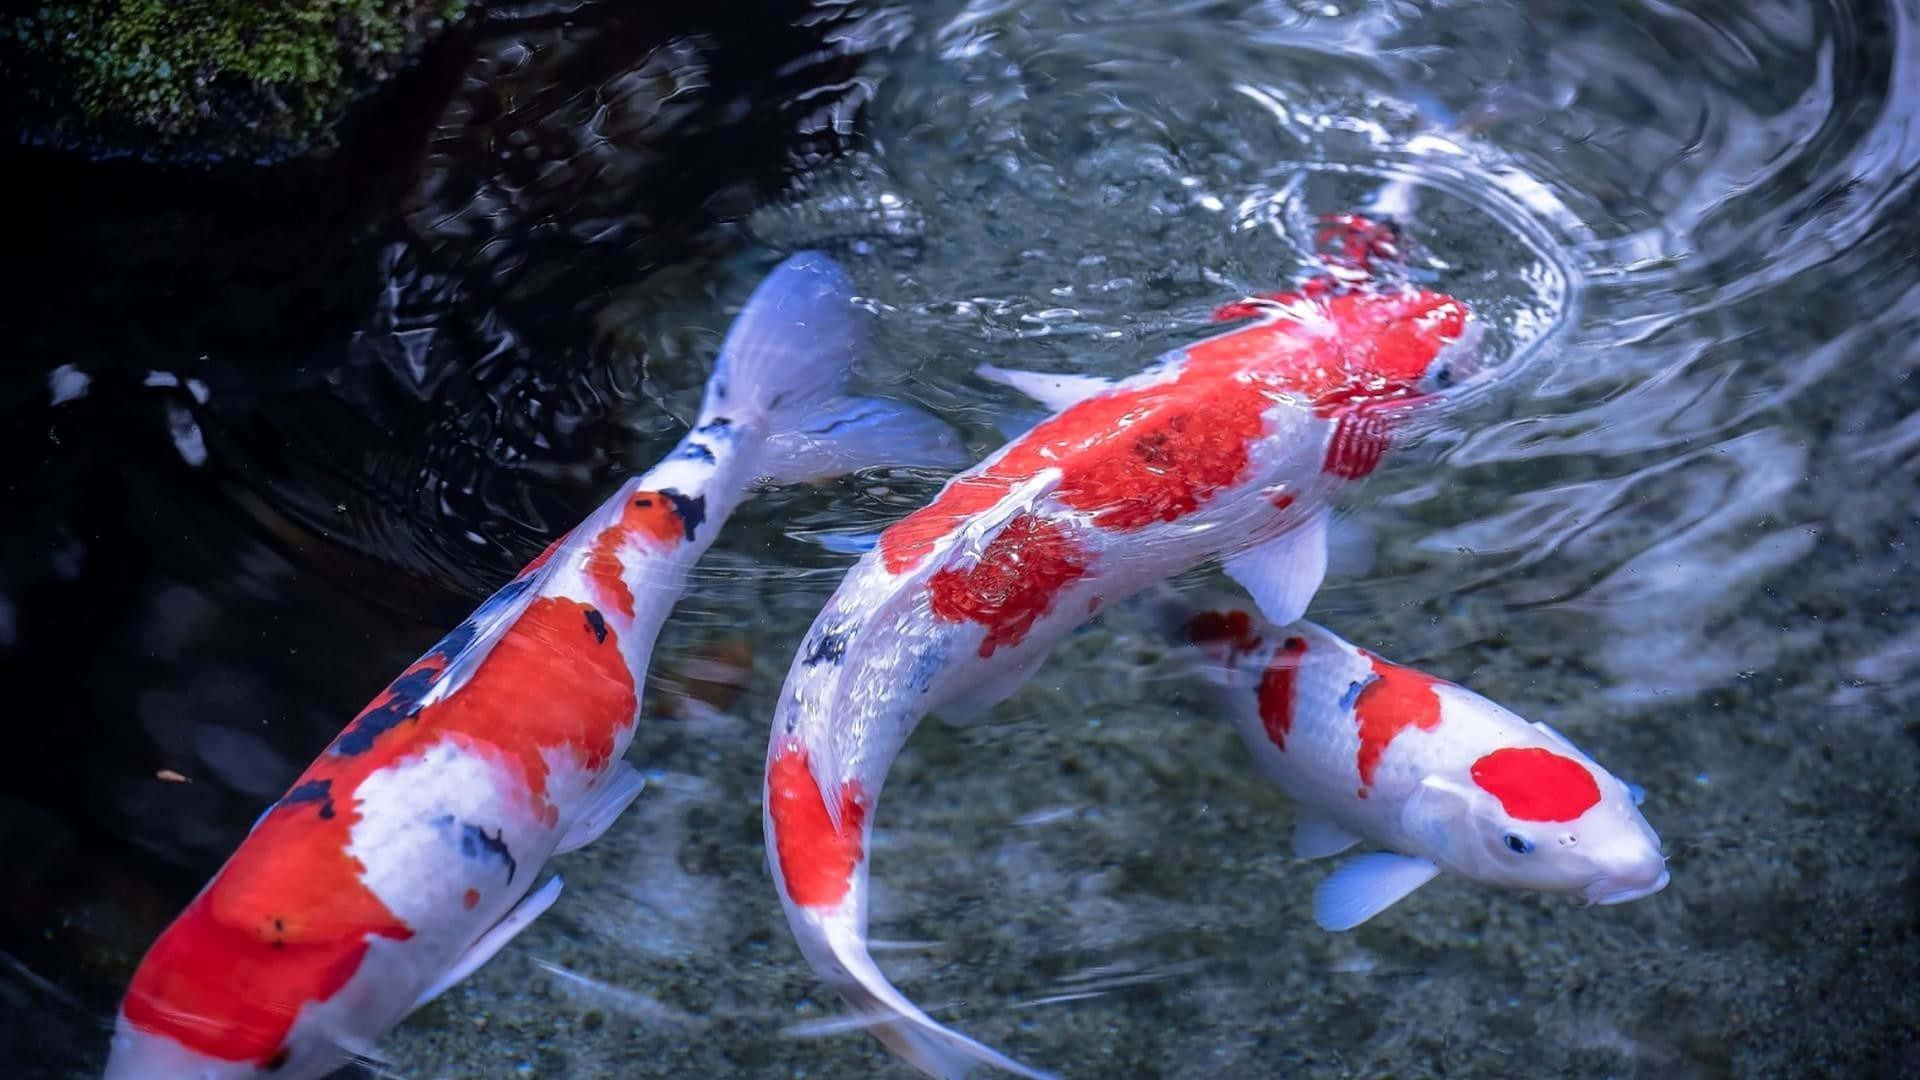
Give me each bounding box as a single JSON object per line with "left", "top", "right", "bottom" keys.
{"left": 1257, "top": 636, "right": 1309, "bottom": 750}
{"left": 120, "top": 595, "right": 636, "bottom": 1063}
{"left": 586, "top": 491, "right": 688, "bottom": 617}
{"left": 1352, "top": 651, "right": 1445, "bottom": 789}
{"left": 1186, "top": 609, "right": 1263, "bottom": 654}
{"left": 1322, "top": 402, "right": 1396, "bottom": 479}
{"left": 1470, "top": 747, "right": 1602, "bottom": 822}
{"left": 928, "top": 514, "right": 1090, "bottom": 657}
{"left": 120, "top": 816, "right": 413, "bottom": 1066}
{"left": 877, "top": 287, "right": 1466, "bottom": 574}
{"left": 463, "top": 889, "right": 480, "bottom": 910}
{"left": 767, "top": 742, "right": 867, "bottom": 908}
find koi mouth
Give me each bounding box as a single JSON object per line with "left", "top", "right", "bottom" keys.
{"left": 1585, "top": 866, "right": 1670, "bottom": 905}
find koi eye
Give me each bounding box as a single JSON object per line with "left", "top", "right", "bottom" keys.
{"left": 1503, "top": 832, "right": 1534, "bottom": 855}
{"left": 1431, "top": 364, "right": 1454, "bottom": 388}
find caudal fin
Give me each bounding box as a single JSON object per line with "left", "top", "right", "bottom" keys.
{"left": 793, "top": 908, "right": 1057, "bottom": 1080}
{"left": 705, "top": 251, "right": 968, "bottom": 483}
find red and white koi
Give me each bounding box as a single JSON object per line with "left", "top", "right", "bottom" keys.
{"left": 1171, "top": 599, "right": 1668, "bottom": 931}
{"left": 105, "top": 252, "right": 964, "bottom": 1080}
{"left": 761, "top": 219, "right": 1482, "bottom": 1078}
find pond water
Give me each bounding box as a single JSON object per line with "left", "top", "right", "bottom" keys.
{"left": 4, "top": 0, "right": 1917, "bottom": 1076}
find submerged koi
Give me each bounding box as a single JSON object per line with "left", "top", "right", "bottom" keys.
{"left": 1170, "top": 598, "right": 1668, "bottom": 930}
{"left": 105, "top": 253, "right": 965, "bottom": 1080}
{"left": 760, "top": 218, "right": 1482, "bottom": 1077}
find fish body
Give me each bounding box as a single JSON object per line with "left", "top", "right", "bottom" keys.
{"left": 1174, "top": 603, "right": 1668, "bottom": 930}
{"left": 105, "top": 253, "right": 964, "bottom": 1080}
{"left": 762, "top": 222, "right": 1480, "bottom": 1078}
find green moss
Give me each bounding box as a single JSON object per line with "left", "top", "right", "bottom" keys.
{"left": 4, "top": 0, "right": 471, "bottom": 155}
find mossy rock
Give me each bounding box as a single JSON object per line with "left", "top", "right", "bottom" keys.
{"left": 2, "top": 0, "right": 472, "bottom": 160}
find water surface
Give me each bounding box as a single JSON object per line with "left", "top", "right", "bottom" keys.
{"left": 4, "top": 0, "right": 1917, "bottom": 1076}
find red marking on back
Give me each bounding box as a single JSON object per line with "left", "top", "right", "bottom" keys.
{"left": 1185, "top": 609, "right": 1263, "bottom": 654}
{"left": 462, "top": 888, "right": 480, "bottom": 910}
{"left": 767, "top": 742, "right": 867, "bottom": 908}
{"left": 1269, "top": 491, "right": 1296, "bottom": 511}
{"left": 928, "top": 514, "right": 1090, "bottom": 657}
{"left": 121, "top": 595, "right": 636, "bottom": 1063}
{"left": 877, "top": 286, "right": 1466, "bottom": 575}
{"left": 1352, "top": 651, "right": 1445, "bottom": 789}
{"left": 1257, "top": 636, "right": 1309, "bottom": 750}
{"left": 1471, "top": 747, "right": 1602, "bottom": 822}
{"left": 585, "top": 491, "right": 686, "bottom": 617}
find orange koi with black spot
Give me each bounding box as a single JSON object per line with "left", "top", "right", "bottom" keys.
{"left": 105, "top": 252, "right": 963, "bottom": 1080}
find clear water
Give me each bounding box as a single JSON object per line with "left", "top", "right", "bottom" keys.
{"left": 5, "top": 0, "right": 1917, "bottom": 1076}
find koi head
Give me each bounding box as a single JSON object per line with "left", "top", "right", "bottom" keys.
{"left": 106, "top": 879, "right": 407, "bottom": 1080}
{"left": 1204, "top": 284, "right": 1484, "bottom": 411}
{"left": 1312, "top": 287, "right": 1485, "bottom": 409}
{"left": 1402, "top": 692, "right": 1668, "bottom": 905}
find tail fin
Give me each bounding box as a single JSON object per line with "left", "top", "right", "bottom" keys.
{"left": 705, "top": 251, "right": 968, "bottom": 483}
{"left": 793, "top": 907, "right": 1057, "bottom": 1080}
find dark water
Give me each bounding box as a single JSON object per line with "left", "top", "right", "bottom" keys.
{"left": 4, "top": 0, "right": 1918, "bottom": 1076}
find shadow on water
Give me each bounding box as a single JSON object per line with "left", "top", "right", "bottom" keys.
{"left": 3, "top": 0, "right": 1919, "bottom": 1076}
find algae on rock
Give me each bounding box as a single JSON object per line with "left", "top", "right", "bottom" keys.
{"left": 3, "top": 0, "right": 471, "bottom": 158}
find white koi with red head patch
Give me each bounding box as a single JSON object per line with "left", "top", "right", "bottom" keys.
{"left": 1174, "top": 602, "right": 1668, "bottom": 932}
{"left": 104, "top": 253, "right": 964, "bottom": 1080}
{"left": 761, "top": 218, "right": 1482, "bottom": 1078}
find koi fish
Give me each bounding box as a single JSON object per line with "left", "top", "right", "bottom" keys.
{"left": 104, "top": 252, "right": 966, "bottom": 1080}
{"left": 1169, "top": 598, "right": 1668, "bottom": 930}
{"left": 761, "top": 218, "right": 1482, "bottom": 1078}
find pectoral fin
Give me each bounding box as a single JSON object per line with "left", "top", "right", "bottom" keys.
{"left": 975, "top": 363, "right": 1115, "bottom": 412}
{"left": 1222, "top": 509, "right": 1330, "bottom": 627}
{"left": 1291, "top": 815, "right": 1362, "bottom": 859}
{"left": 554, "top": 763, "right": 646, "bottom": 855}
{"left": 1312, "top": 853, "right": 1440, "bottom": 931}
{"left": 412, "top": 875, "right": 565, "bottom": 1012}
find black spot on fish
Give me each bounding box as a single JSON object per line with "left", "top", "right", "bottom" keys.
{"left": 1338, "top": 679, "right": 1366, "bottom": 712}
{"left": 660, "top": 489, "right": 707, "bottom": 542}
{"left": 435, "top": 815, "right": 518, "bottom": 883}
{"left": 279, "top": 778, "right": 336, "bottom": 820}
{"left": 678, "top": 440, "right": 717, "bottom": 463}
{"left": 696, "top": 416, "right": 732, "bottom": 436}
{"left": 263, "top": 1049, "right": 290, "bottom": 1071}
{"left": 584, "top": 608, "right": 608, "bottom": 644}
{"left": 634, "top": 497, "right": 653, "bottom": 508}
{"left": 803, "top": 626, "right": 851, "bottom": 667}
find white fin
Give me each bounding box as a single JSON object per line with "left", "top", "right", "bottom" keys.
{"left": 974, "top": 363, "right": 1115, "bottom": 413}
{"left": 810, "top": 915, "right": 1057, "bottom": 1080}
{"left": 554, "top": 763, "right": 646, "bottom": 855}
{"left": 706, "top": 251, "right": 967, "bottom": 482}
{"left": 1313, "top": 853, "right": 1440, "bottom": 932}
{"left": 1221, "top": 509, "right": 1330, "bottom": 627}
{"left": 412, "top": 875, "right": 564, "bottom": 1011}
{"left": 761, "top": 394, "right": 969, "bottom": 485}
{"left": 1292, "top": 815, "right": 1362, "bottom": 859}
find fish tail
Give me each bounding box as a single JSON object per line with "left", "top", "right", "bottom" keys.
{"left": 700, "top": 251, "right": 968, "bottom": 484}
{"left": 786, "top": 905, "right": 1057, "bottom": 1080}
